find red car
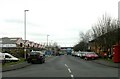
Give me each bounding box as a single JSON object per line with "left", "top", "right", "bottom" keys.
{"left": 84, "top": 52, "right": 99, "bottom": 60}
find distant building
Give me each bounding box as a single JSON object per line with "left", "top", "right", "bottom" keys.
{"left": 0, "top": 37, "right": 24, "bottom": 52}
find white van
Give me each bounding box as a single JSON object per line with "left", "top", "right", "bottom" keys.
{"left": 0, "top": 52, "right": 20, "bottom": 62}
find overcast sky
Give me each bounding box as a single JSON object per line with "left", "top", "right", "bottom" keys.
{"left": 0, "top": 0, "right": 119, "bottom": 47}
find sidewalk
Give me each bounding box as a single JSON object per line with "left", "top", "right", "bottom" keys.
{"left": 1, "top": 56, "right": 54, "bottom": 72}
{"left": 92, "top": 59, "right": 119, "bottom": 68}
{"left": 2, "top": 62, "right": 31, "bottom": 72}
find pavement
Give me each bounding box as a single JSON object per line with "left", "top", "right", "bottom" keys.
{"left": 1, "top": 56, "right": 119, "bottom": 72}
{"left": 92, "top": 59, "right": 119, "bottom": 68}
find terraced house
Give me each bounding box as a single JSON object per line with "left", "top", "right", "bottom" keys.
{"left": 0, "top": 37, "right": 45, "bottom": 57}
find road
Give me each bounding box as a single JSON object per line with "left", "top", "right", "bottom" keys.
{"left": 2, "top": 55, "right": 118, "bottom": 79}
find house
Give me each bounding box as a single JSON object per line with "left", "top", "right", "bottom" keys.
{"left": 0, "top": 37, "right": 24, "bottom": 49}
{"left": 0, "top": 37, "right": 46, "bottom": 57}
{"left": 37, "top": 44, "right": 41, "bottom": 48}
{"left": 29, "top": 41, "right": 35, "bottom": 48}
{"left": 89, "top": 28, "right": 120, "bottom": 57}
{"left": 0, "top": 37, "right": 25, "bottom": 57}
{"left": 23, "top": 40, "right": 30, "bottom": 48}
{"left": 34, "top": 43, "right": 38, "bottom": 48}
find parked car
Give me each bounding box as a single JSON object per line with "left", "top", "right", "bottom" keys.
{"left": 71, "top": 51, "right": 76, "bottom": 56}
{"left": 84, "top": 52, "right": 99, "bottom": 60}
{"left": 45, "top": 50, "right": 53, "bottom": 56}
{"left": 79, "top": 52, "right": 88, "bottom": 59}
{"left": 27, "top": 51, "right": 45, "bottom": 64}
{"left": 59, "top": 51, "right": 64, "bottom": 55}
{"left": 75, "top": 51, "right": 82, "bottom": 57}
{"left": 0, "top": 52, "right": 20, "bottom": 63}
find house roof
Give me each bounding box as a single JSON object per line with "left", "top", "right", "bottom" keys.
{"left": 23, "top": 40, "right": 30, "bottom": 43}
{"left": 1, "top": 37, "right": 21, "bottom": 44}
{"left": 29, "top": 41, "right": 34, "bottom": 44}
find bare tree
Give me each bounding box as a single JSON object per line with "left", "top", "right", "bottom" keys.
{"left": 74, "top": 14, "right": 119, "bottom": 53}
{"left": 79, "top": 30, "right": 91, "bottom": 43}
{"left": 90, "top": 14, "right": 118, "bottom": 54}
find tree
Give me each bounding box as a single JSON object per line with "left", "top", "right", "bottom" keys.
{"left": 91, "top": 14, "right": 118, "bottom": 54}
{"left": 73, "top": 41, "right": 88, "bottom": 51}
{"left": 74, "top": 14, "right": 119, "bottom": 54}
{"left": 73, "top": 30, "right": 91, "bottom": 51}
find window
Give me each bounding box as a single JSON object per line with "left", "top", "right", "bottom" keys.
{"left": 5, "top": 55, "right": 11, "bottom": 58}
{"left": 20, "top": 43, "right": 23, "bottom": 47}
{"left": 28, "top": 44, "right": 29, "bottom": 47}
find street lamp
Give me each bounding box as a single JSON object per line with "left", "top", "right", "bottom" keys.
{"left": 47, "top": 35, "right": 50, "bottom": 47}
{"left": 24, "top": 10, "right": 29, "bottom": 59}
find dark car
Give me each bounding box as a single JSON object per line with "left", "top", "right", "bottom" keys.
{"left": 27, "top": 51, "right": 45, "bottom": 64}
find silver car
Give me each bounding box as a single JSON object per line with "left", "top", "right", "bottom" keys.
{"left": 80, "top": 52, "right": 89, "bottom": 58}
{"left": 73, "top": 51, "right": 82, "bottom": 57}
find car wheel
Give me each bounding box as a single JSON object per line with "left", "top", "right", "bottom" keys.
{"left": 31, "top": 61, "right": 35, "bottom": 64}
{"left": 85, "top": 57, "right": 88, "bottom": 60}
{"left": 27, "top": 61, "right": 31, "bottom": 63}
{"left": 43, "top": 60, "right": 45, "bottom": 63}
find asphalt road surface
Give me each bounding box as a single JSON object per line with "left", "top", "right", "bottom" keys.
{"left": 2, "top": 55, "right": 119, "bottom": 79}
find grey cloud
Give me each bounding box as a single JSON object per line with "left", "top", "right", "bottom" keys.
{"left": 4, "top": 19, "right": 40, "bottom": 27}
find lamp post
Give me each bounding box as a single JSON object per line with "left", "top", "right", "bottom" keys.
{"left": 47, "top": 35, "right": 50, "bottom": 47}
{"left": 24, "top": 10, "right": 29, "bottom": 59}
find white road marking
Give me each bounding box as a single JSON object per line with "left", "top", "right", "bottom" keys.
{"left": 71, "top": 74, "right": 74, "bottom": 78}
{"left": 65, "top": 64, "right": 68, "bottom": 68}
{"left": 68, "top": 68, "right": 71, "bottom": 73}
{"left": 65, "top": 64, "right": 74, "bottom": 78}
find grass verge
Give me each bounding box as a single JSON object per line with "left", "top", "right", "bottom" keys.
{"left": 2, "top": 56, "right": 54, "bottom": 67}
{"left": 2, "top": 58, "right": 26, "bottom": 67}
{"left": 99, "top": 57, "right": 114, "bottom": 63}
